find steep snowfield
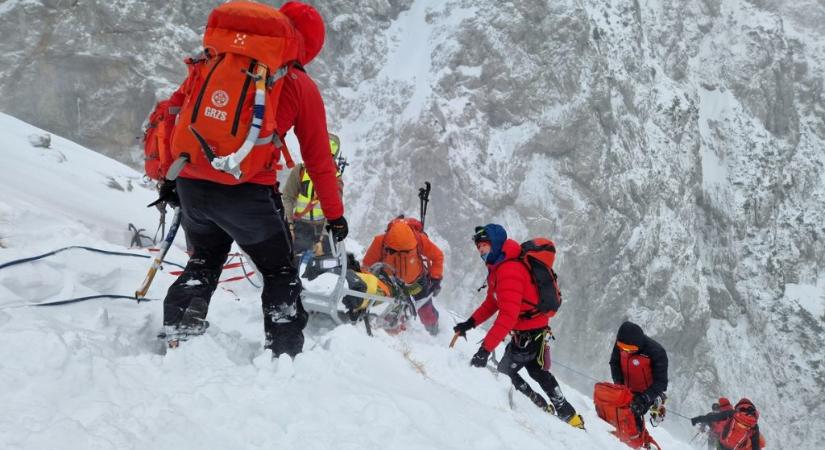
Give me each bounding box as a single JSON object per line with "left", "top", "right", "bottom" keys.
{"left": 0, "top": 116, "right": 696, "bottom": 449}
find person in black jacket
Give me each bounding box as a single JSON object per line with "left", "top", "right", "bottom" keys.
{"left": 609, "top": 321, "right": 669, "bottom": 428}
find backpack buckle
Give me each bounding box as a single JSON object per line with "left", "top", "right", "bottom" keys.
{"left": 266, "top": 66, "right": 290, "bottom": 88}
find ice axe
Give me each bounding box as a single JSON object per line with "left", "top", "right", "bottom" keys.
{"left": 136, "top": 154, "right": 189, "bottom": 299}
{"left": 449, "top": 327, "right": 468, "bottom": 348}
{"left": 418, "top": 181, "right": 431, "bottom": 229}
{"left": 449, "top": 332, "right": 462, "bottom": 348}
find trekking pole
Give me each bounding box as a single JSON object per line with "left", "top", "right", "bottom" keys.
{"left": 418, "top": 181, "right": 431, "bottom": 229}
{"left": 336, "top": 156, "right": 349, "bottom": 175}
{"left": 135, "top": 154, "right": 189, "bottom": 299}
{"left": 449, "top": 333, "right": 460, "bottom": 348}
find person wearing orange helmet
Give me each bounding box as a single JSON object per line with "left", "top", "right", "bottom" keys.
{"left": 361, "top": 217, "right": 444, "bottom": 335}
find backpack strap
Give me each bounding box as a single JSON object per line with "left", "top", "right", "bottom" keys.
{"left": 751, "top": 425, "right": 761, "bottom": 450}
{"left": 278, "top": 137, "right": 296, "bottom": 169}
{"left": 292, "top": 199, "right": 320, "bottom": 219}
{"left": 414, "top": 232, "right": 431, "bottom": 275}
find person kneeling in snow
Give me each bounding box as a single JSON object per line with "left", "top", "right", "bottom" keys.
{"left": 610, "top": 321, "right": 669, "bottom": 433}
{"left": 362, "top": 217, "right": 443, "bottom": 335}
{"left": 453, "top": 223, "right": 584, "bottom": 429}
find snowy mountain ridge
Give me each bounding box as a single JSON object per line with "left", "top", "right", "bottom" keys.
{"left": 0, "top": 113, "right": 697, "bottom": 449}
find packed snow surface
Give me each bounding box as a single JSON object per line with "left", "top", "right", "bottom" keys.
{"left": 0, "top": 115, "right": 696, "bottom": 449}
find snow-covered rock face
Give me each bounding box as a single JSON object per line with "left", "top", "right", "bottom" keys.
{"left": 1, "top": 0, "right": 823, "bottom": 447}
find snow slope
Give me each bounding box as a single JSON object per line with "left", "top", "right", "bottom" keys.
{"left": 0, "top": 118, "right": 696, "bottom": 449}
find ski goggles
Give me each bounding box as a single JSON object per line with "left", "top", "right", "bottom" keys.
{"left": 472, "top": 226, "right": 490, "bottom": 244}
{"left": 616, "top": 341, "right": 640, "bottom": 353}
{"left": 384, "top": 247, "right": 411, "bottom": 255}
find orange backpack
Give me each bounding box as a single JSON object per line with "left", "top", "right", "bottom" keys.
{"left": 169, "top": 1, "right": 299, "bottom": 184}
{"left": 142, "top": 99, "right": 181, "bottom": 180}
{"left": 719, "top": 399, "right": 764, "bottom": 450}
{"left": 594, "top": 382, "right": 660, "bottom": 450}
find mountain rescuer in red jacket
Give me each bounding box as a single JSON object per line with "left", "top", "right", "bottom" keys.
{"left": 691, "top": 398, "right": 766, "bottom": 450}
{"left": 156, "top": 2, "right": 346, "bottom": 357}
{"left": 453, "top": 224, "right": 584, "bottom": 429}
{"left": 610, "top": 321, "right": 669, "bottom": 430}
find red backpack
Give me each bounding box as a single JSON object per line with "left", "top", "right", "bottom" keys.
{"left": 719, "top": 399, "right": 765, "bottom": 450}
{"left": 168, "top": 1, "right": 300, "bottom": 184}
{"left": 711, "top": 397, "right": 734, "bottom": 437}
{"left": 593, "top": 382, "right": 660, "bottom": 450}
{"left": 142, "top": 98, "right": 184, "bottom": 180}
{"left": 519, "top": 238, "right": 562, "bottom": 318}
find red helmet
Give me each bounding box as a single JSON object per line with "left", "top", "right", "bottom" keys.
{"left": 280, "top": 1, "right": 325, "bottom": 65}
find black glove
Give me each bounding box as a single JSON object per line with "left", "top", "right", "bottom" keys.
{"left": 453, "top": 318, "right": 476, "bottom": 337}
{"left": 690, "top": 416, "right": 701, "bottom": 427}
{"left": 470, "top": 347, "right": 490, "bottom": 368}
{"left": 430, "top": 278, "right": 442, "bottom": 297}
{"left": 630, "top": 393, "right": 651, "bottom": 416}
{"left": 148, "top": 179, "right": 179, "bottom": 208}
{"left": 327, "top": 216, "right": 348, "bottom": 242}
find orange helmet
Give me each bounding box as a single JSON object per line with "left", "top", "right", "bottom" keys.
{"left": 384, "top": 220, "right": 417, "bottom": 251}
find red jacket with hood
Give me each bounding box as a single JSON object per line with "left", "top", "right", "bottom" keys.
{"left": 471, "top": 239, "right": 550, "bottom": 352}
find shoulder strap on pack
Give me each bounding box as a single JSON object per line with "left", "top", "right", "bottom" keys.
{"left": 274, "top": 133, "right": 295, "bottom": 169}
{"left": 415, "top": 231, "right": 430, "bottom": 274}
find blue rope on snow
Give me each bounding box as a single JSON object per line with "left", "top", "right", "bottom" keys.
{"left": 30, "top": 295, "right": 157, "bottom": 307}
{"left": 0, "top": 245, "right": 185, "bottom": 271}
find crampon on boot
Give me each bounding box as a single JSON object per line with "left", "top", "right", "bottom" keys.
{"left": 566, "top": 414, "right": 586, "bottom": 430}
{"left": 549, "top": 396, "right": 586, "bottom": 430}
{"left": 158, "top": 321, "right": 210, "bottom": 348}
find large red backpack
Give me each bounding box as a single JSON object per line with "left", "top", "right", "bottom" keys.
{"left": 594, "top": 382, "right": 660, "bottom": 450}
{"left": 519, "top": 238, "right": 562, "bottom": 318}
{"left": 169, "top": 1, "right": 300, "bottom": 184}
{"left": 719, "top": 399, "right": 765, "bottom": 450}
{"left": 711, "top": 397, "right": 734, "bottom": 437}
{"left": 142, "top": 96, "right": 184, "bottom": 180}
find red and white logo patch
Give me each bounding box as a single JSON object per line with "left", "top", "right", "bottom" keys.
{"left": 211, "top": 90, "right": 229, "bottom": 108}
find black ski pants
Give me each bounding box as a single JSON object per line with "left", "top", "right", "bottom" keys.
{"left": 497, "top": 328, "right": 575, "bottom": 420}
{"left": 163, "top": 178, "right": 307, "bottom": 357}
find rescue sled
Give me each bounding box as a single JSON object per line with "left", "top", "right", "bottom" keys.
{"left": 298, "top": 234, "right": 416, "bottom": 334}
